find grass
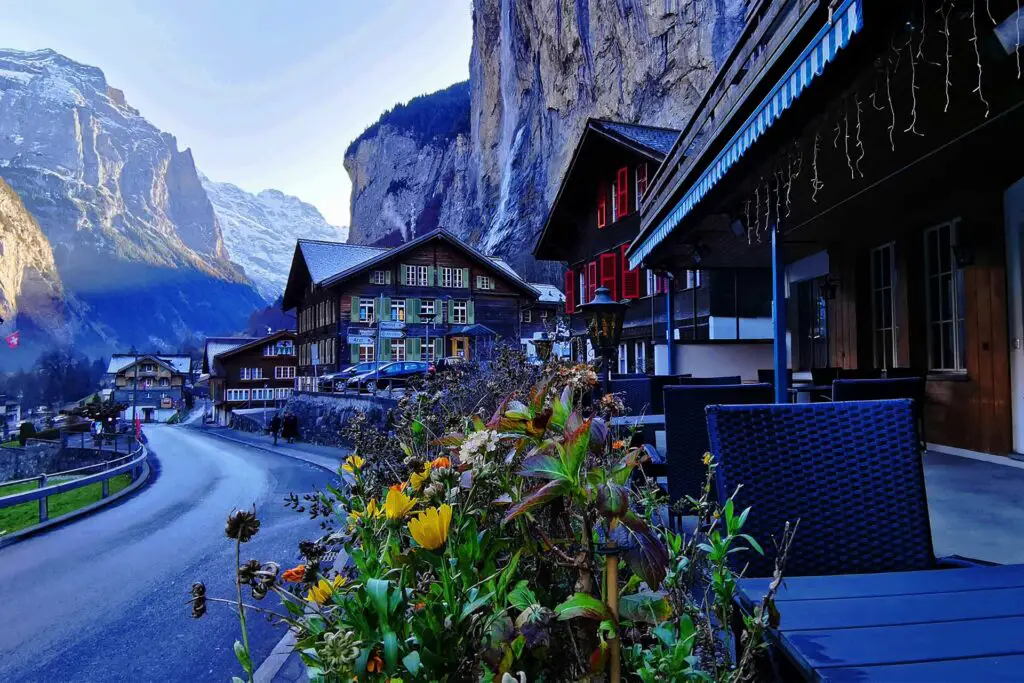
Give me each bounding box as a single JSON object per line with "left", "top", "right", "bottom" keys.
{"left": 1, "top": 440, "right": 19, "bottom": 448}
{"left": 0, "top": 473, "right": 133, "bottom": 536}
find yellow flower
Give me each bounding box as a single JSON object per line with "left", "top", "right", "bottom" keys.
{"left": 407, "top": 504, "right": 453, "bottom": 550}
{"left": 348, "top": 498, "right": 384, "bottom": 526}
{"left": 389, "top": 480, "right": 408, "bottom": 493}
{"left": 702, "top": 453, "right": 712, "bottom": 466}
{"left": 306, "top": 574, "right": 347, "bottom": 604}
{"left": 411, "top": 463, "right": 432, "bottom": 491}
{"left": 342, "top": 454, "right": 365, "bottom": 475}
{"left": 385, "top": 488, "right": 417, "bottom": 521}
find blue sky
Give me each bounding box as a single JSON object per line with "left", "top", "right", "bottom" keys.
{"left": 0, "top": 0, "right": 473, "bottom": 226}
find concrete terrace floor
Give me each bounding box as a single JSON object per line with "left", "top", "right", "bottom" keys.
{"left": 924, "top": 452, "right": 1024, "bottom": 565}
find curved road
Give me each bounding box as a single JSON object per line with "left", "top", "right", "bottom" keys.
{"left": 0, "top": 425, "right": 337, "bottom": 682}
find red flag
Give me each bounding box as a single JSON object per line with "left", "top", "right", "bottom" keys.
{"left": 5, "top": 331, "right": 19, "bottom": 349}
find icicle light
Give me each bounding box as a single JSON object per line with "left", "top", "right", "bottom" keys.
{"left": 971, "top": 0, "right": 991, "bottom": 117}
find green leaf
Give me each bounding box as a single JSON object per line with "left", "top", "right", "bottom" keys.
{"left": 519, "top": 450, "right": 567, "bottom": 481}
{"left": 508, "top": 580, "right": 538, "bottom": 612}
{"left": 233, "top": 640, "right": 253, "bottom": 674}
{"left": 402, "top": 651, "right": 421, "bottom": 675}
{"left": 503, "top": 479, "right": 569, "bottom": 523}
{"left": 562, "top": 417, "right": 592, "bottom": 476}
{"left": 383, "top": 630, "right": 399, "bottom": 672}
{"left": 497, "top": 549, "right": 523, "bottom": 600}
{"left": 555, "top": 593, "right": 613, "bottom": 621}
{"left": 366, "top": 578, "right": 391, "bottom": 621}
{"left": 282, "top": 599, "right": 305, "bottom": 617}
{"left": 621, "top": 513, "right": 669, "bottom": 589}
{"left": 619, "top": 591, "right": 673, "bottom": 623}
{"left": 510, "top": 634, "right": 526, "bottom": 659}
{"left": 739, "top": 533, "right": 764, "bottom": 556}
{"left": 459, "top": 590, "right": 494, "bottom": 621}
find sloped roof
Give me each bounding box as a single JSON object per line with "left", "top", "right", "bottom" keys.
{"left": 527, "top": 283, "right": 565, "bottom": 304}
{"left": 591, "top": 119, "right": 681, "bottom": 160}
{"left": 299, "top": 240, "right": 389, "bottom": 284}
{"left": 203, "top": 337, "right": 256, "bottom": 375}
{"left": 107, "top": 354, "right": 191, "bottom": 376}
{"left": 214, "top": 331, "right": 296, "bottom": 362}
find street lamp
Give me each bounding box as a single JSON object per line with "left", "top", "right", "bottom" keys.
{"left": 129, "top": 345, "right": 139, "bottom": 427}
{"left": 533, "top": 333, "right": 554, "bottom": 363}
{"left": 577, "top": 286, "right": 627, "bottom": 394}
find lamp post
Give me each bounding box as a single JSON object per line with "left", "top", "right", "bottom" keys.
{"left": 533, "top": 332, "right": 554, "bottom": 364}
{"left": 578, "top": 286, "right": 627, "bottom": 395}
{"left": 129, "top": 345, "right": 139, "bottom": 427}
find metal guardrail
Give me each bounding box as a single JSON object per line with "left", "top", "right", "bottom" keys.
{"left": 0, "top": 438, "right": 147, "bottom": 523}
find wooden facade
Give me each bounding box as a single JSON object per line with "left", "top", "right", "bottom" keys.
{"left": 206, "top": 331, "right": 297, "bottom": 426}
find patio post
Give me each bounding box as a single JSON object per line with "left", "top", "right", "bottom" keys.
{"left": 771, "top": 226, "right": 788, "bottom": 403}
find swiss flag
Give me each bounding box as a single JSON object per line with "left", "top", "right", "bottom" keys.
{"left": 5, "top": 331, "right": 19, "bottom": 349}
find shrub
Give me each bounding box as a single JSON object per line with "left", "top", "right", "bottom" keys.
{"left": 17, "top": 422, "right": 36, "bottom": 446}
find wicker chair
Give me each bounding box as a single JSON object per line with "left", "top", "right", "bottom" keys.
{"left": 663, "top": 384, "right": 773, "bottom": 514}
{"left": 832, "top": 377, "right": 926, "bottom": 442}
{"left": 677, "top": 376, "right": 742, "bottom": 386}
{"left": 706, "top": 400, "right": 939, "bottom": 578}
{"left": 756, "top": 368, "right": 794, "bottom": 385}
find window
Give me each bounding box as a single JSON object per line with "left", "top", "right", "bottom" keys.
{"left": 358, "top": 298, "right": 375, "bottom": 323}
{"left": 564, "top": 269, "right": 576, "bottom": 314}
{"left": 599, "top": 251, "right": 618, "bottom": 301}
{"left": 226, "top": 389, "right": 249, "bottom": 402}
{"left": 159, "top": 378, "right": 170, "bottom": 387}
{"left": 618, "top": 343, "right": 628, "bottom": 374}
{"left": 441, "top": 267, "right": 457, "bottom": 288}
{"left": 275, "top": 366, "right": 296, "bottom": 380}
{"left": 476, "top": 275, "right": 495, "bottom": 290}
{"left": 275, "top": 388, "right": 293, "bottom": 400}
{"left": 452, "top": 300, "right": 468, "bottom": 324}
{"left": 541, "top": 310, "right": 549, "bottom": 321}
{"left": 871, "top": 243, "right": 898, "bottom": 369}
{"left": 142, "top": 363, "right": 155, "bottom": 373}
{"left": 420, "top": 299, "right": 435, "bottom": 317}
{"left": 252, "top": 388, "right": 274, "bottom": 401}
{"left": 597, "top": 184, "right": 608, "bottom": 229}
{"left": 241, "top": 368, "right": 264, "bottom": 381}
{"left": 403, "top": 264, "right": 429, "bottom": 286}
{"left": 422, "top": 339, "right": 436, "bottom": 362}
{"left": 586, "top": 261, "right": 598, "bottom": 304}
{"left": 621, "top": 244, "right": 640, "bottom": 299}
{"left": 264, "top": 340, "right": 295, "bottom": 356}
{"left": 358, "top": 344, "right": 375, "bottom": 363}
{"left": 635, "top": 163, "right": 648, "bottom": 207}
{"left": 391, "top": 299, "right": 406, "bottom": 322}
{"left": 684, "top": 270, "right": 702, "bottom": 290}
{"left": 391, "top": 339, "right": 406, "bottom": 361}
{"left": 371, "top": 270, "right": 387, "bottom": 285}
{"left": 635, "top": 342, "right": 647, "bottom": 374}
{"left": 646, "top": 270, "right": 658, "bottom": 296}
{"left": 521, "top": 309, "right": 532, "bottom": 323}
{"left": 615, "top": 166, "right": 629, "bottom": 220}
{"left": 925, "top": 222, "right": 966, "bottom": 372}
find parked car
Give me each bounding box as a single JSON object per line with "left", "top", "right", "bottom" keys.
{"left": 319, "top": 362, "right": 387, "bottom": 392}
{"left": 347, "top": 361, "right": 432, "bottom": 393}
{"left": 433, "top": 356, "right": 469, "bottom": 374}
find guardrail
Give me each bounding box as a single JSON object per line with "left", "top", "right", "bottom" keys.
{"left": 0, "top": 437, "right": 147, "bottom": 524}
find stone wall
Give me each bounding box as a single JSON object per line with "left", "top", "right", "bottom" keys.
{"left": 0, "top": 443, "right": 110, "bottom": 482}
{"left": 282, "top": 393, "right": 397, "bottom": 447}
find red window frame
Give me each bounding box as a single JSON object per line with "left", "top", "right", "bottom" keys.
{"left": 621, "top": 244, "right": 640, "bottom": 299}
{"left": 635, "top": 163, "right": 648, "bottom": 208}
{"left": 586, "top": 261, "right": 598, "bottom": 304}
{"left": 564, "top": 268, "right": 576, "bottom": 314}
{"left": 615, "top": 167, "right": 629, "bottom": 220}
{"left": 597, "top": 184, "right": 608, "bottom": 229}
{"left": 599, "top": 251, "right": 618, "bottom": 301}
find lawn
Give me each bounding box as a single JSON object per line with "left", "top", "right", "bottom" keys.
{"left": 1, "top": 440, "right": 19, "bottom": 448}
{"left": 0, "top": 474, "right": 132, "bottom": 536}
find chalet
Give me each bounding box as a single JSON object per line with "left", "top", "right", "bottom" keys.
{"left": 282, "top": 230, "right": 541, "bottom": 390}
{"left": 628, "top": 0, "right": 1024, "bottom": 457}
{"left": 520, "top": 283, "right": 570, "bottom": 361}
{"left": 106, "top": 353, "right": 192, "bottom": 422}
{"left": 203, "top": 331, "right": 297, "bottom": 426}
{"left": 533, "top": 118, "right": 773, "bottom": 376}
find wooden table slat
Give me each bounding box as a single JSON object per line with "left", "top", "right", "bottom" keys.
{"left": 819, "top": 654, "right": 1024, "bottom": 682}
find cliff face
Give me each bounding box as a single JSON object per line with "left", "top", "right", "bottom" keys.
{"left": 345, "top": 1, "right": 746, "bottom": 279}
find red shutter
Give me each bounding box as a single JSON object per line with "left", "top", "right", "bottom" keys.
{"left": 621, "top": 244, "right": 639, "bottom": 299}
{"left": 599, "top": 252, "right": 618, "bottom": 301}
{"left": 653, "top": 271, "right": 664, "bottom": 295}
{"left": 597, "top": 184, "right": 608, "bottom": 229}
{"left": 564, "top": 268, "right": 576, "bottom": 314}
{"left": 615, "top": 167, "right": 629, "bottom": 219}
{"left": 586, "top": 261, "right": 598, "bottom": 303}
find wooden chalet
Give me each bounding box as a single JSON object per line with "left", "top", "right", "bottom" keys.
{"left": 282, "top": 230, "right": 541, "bottom": 390}
{"left": 628, "top": 0, "right": 1024, "bottom": 457}
{"left": 203, "top": 332, "right": 296, "bottom": 426}
{"left": 534, "top": 118, "right": 774, "bottom": 376}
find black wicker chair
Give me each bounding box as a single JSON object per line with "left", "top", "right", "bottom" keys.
{"left": 663, "top": 384, "right": 773, "bottom": 514}
{"left": 677, "top": 376, "right": 742, "bottom": 386}
{"left": 832, "top": 377, "right": 926, "bottom": 442}
{"left": 706, "top": 400, "right": 950, "bottom": 578}
{"left": 756, "top": 368, "right": 793, "bottom": 385}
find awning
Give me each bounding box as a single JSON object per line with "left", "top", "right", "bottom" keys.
{"left": 447, "top": 324, "right": 498, "bottom": 337}
{"left": 630, "top": 0, "right": 864, "bottom": 268}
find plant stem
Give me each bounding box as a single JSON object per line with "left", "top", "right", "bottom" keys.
{"left": 235, "top": 537, "right": 253, "bottom": 682}
{"left": 606, "top": 553, "right": 621, "bottom": 683}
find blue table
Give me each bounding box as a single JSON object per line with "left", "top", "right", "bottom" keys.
{"left": 738, "top": 564, "right": 1024, "bottom": 681}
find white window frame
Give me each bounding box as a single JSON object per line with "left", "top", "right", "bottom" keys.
{"left": 358, "top": 344, "right": 375, "bottom": 363}
{"left": 391, "top": 338, "right": 406, "bottom": 362}
{"left": 241, "top": 367, "right": 264, "bottom": 381}
{"left": 405, "top": 264, "right": 428, "bottom": 286}
{"left": 274, "top": 388, "right": 292, "bottom": 400}
{"left": 645, "top": 270, "right": 657, "bottom": 297}
{"left": 521, "top": 309, "right": 532, "bottom": 323}
{"left": 275, "top": 366, "right": 296, "bottom": 380}
{"left": 391, "top": 299, "right": 406, "bottom": 322}
{"left": 635, "top": 342, "right": 647, "bottom": 374}
{"left": 870, "top": 242, "right": 898, "bottom": 370}
{"left": 227, "top": 389, "right": 249, "bottom": 402}
{"left": 420, "top": 299, "right": 435, "bottom": 317}
{"left": 924, "top": 221, "right": 967, "bottom": 373}
{"left": 358, "top": 298, "right": 375, "bottom": 323}
{"left": 404, "top": 265, "right": 417, "bottom": 285}
{"left": 142, "top": 363, "right": 156, "bottom": 373}
{"left": 618, "top": 343, "right": 628, "bottom": 374}
{"left": 684, "top": 270, "right": 702, "bottom": 290}
{"left": 477, "top": 275, "right": 495, "bottom": 290}
{"left": 441, "top": 267, "right": 455, "bottom": 288}
{"left": 422, "top": 338, "right": 435, "bottom": 362}
{"left": 371, "top": 270, "right": 387, "bottom": 285}
{"left": 635, "top": 162, "right": 648, "bottom": 209}
{"left": 452, "top": 300, "right": 468, "bottom": 324}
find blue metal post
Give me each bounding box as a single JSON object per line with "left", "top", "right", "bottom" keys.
{"left": 664, "top": 273, "right": 675, "bottom": 375}
{"left": 771, "top": 226, "right": 789, "bottom": 403}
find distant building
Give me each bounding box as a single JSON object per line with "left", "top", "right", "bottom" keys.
{"left": 282, "top": 229, "right": 541, "bottom": 391}
{"left": 520, "top": 283, "right": 569, "bottom": 361}
{"left": 203, "top": 331, "right": 296, "bottom": 426}
{"left": 106, "top": 353, "right": 192, "bottom": 423}
{"left": 1, "top": 396, "right": 21, "bottom": 440}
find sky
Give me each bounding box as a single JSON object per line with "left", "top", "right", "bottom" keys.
{"left": 0, "top": 0, "right": 473, "bottom": 227}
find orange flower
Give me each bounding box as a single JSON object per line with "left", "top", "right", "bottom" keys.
{"left": 612, "top": 440, "right": 626, "bottom": 450}
{"left": 413, "top": 601, "right": 426, "bottom": 612}
{"left": 429, "top": 456, "right": 451, "bottom": 469}
{"left": 389, "top": 481, "right": 408, "bottom": 493}
{"left": 281, "top": 565, "right": 305, "bottom": 582}
{"left": 367, "top": 651, "right": 384, "bottom": 673}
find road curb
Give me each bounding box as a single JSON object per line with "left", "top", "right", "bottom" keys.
{"left": 0, "top": 442, "right": 154, "bottom": 549}
{"left": 187, "top": 426, "right": 341, "bottom": 475}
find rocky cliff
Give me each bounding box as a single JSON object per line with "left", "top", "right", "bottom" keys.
{"left": 0, "top": 48, "right": 265, "bottom": 360}
{"left": 201, "top": 174, "right": 348, "bottom": 300}
{"left": 345, "top": 0, "right": 746, "bottom": 279}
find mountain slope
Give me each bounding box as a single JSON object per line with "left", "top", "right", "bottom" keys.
{"left": 201, "top": 175, "right": 348, "bottom": 300}
{"left": 0, "top": 48, "right": 265, "bottom": 359}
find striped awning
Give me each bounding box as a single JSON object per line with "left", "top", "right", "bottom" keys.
{"left": 630, "top": 0, "right": 864, "bottom": 268}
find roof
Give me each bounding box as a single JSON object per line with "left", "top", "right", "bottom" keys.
{"left": 591, "top": 120, "right": 681, "bottom": 157}
{"left": 203, "top": 337, "right": 256, "bottom": 375}
{"left": 213, "top": 331, "right": 296, "bottom": 362}
{"left": 448, "top": 324, "right": 498, "bottom": 337}
{"left": 107, "top": 354, "right": 192, "bottom": 376}
{"left": 298, "top": 240, "right": 389, "bottom": 284}
{"left": 527, "top": 283, "right": 565, "bottom": 304}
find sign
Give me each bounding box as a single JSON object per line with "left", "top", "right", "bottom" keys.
{"left": 5, "top": 331, "right": 19, "bottom": 349}
{"left": 311, "top": 344, "right": 320, "bottom": 366}
{"left": 379, "top": 330, "right": 405, "bottom": 339}
{"left": 348, "top": 335, "right": 374, "bottom": 345}
{"left": 347, "top": 327, "right": 376, "bottom": 337}
{"left": 379, "top": 321, "right": 406, "bottom": 331}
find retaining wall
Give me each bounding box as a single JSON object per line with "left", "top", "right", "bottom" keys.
{"left": 0, "top": 444, "right": 109, "bottom": 482}
{"left": 281, "top": 393, "right": 397, "bottom": 447}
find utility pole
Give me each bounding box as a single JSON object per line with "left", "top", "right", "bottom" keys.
{"left": 130, "top": 346, "right": 139, "bottom": 427}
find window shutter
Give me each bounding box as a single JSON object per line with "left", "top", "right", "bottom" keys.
{"left": 446, "top": 299, "right": 453, "bottom": 324}
{"left": 409, "top": 338, "right": 421, "bottom": 361}
{"left": 564, "top": 269, "right": 576, "bottom": 314}
{"left": 586, "top": 261, "right": 598, "bottom": 303}
{"left": 467, "top": 299, "right": 475, "bottom": 324}
{"left": 434, "top": 338, "right": 443, "bottom": 360}
{"left": 399, "top": 265, "right": 407, "bottom": 285}
{"left": 599, "top": 251, "right": 618, "bottom": 301}
{"left": 351, "top": 296, "right": 360, "bottom": 321}
{"left": 597, "top": 184, "right": 608, "bottom": 229}
{"left": 462, "top": 268, "right": 470, "bottom": 288}
{"left": 427, "top": 265, "right": 435, "bottom": 286}
{"left": 380, "top": 342, "right": 391, "bottom": 361}
{"left": 621, "top": 245, "right": 639, "bottom": 299}
{"left": 368, "top": 271, "right": 375, "bottom": 283}
{"left": 381, "top": 297, "right": 391, "bottom": 321}
{"left": 616, "top": 167, "right": 629, "bottom": 219}
{"left": 407, "top": 298, "right": 419, "bottom": 323}
{"left": 385, "top": 270, "right": 392, "bottom": 284}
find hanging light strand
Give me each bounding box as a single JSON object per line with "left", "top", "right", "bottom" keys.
{"left": 970, "top": 0, "right": 991, "bottom": 117}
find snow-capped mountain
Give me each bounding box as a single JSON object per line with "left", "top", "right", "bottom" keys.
{"left": 201, "top": 175, "right": 348, "bottom": 300}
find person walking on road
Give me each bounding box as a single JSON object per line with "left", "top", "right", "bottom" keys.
{"left": 283, "top": 412, "right": 298, "bottom": 444}
{"left": 269, "top": 413, "right": 282, "bottom": 446}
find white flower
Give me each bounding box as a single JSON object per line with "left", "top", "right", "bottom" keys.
{"left": 459, "top": 429, "right": 500, "bottom": 467}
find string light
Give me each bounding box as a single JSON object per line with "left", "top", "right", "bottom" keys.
{"left": 854, "top": 92, "right": 865, "bottom": 178}
{"left": 811, "top": 129, "right": 824, "bottom": 202}
{"left": 904, "top": 28, "right": 923, "bottom": 136}
{"left": 885, "top": 63, "right": 896, "bottom": 150}
{"left": 971, "top": 0, "right": 990, "bottom": 117}
{"left": 938, "top": 1, "right": 952, "bottom": 112}
{"left": 844, "top": 101, "right": 855, "bottom": 179}
{"left": 744, "top": 199, "right": 752, "bottom": 244}
{"left": 1017, "top": 0, "right": 1021, "bottom": 79}
{"left": 754, "top": 183, "right": 761, "bottom": 242}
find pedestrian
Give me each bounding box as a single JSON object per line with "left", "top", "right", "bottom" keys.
{"left": 269, "top": 413, "right": 282, "bottom": 446}
{"left": 283, "top": 412, "right": 298, "bottom": 444}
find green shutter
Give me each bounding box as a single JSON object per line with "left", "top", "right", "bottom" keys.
{"left": 351, "top": 296, "right": 360, "bottom": 322}
{"left": 427, "top": 265, "right": 435, "bottom": 286}
{"left": 381, "top": 297, "right": 392, "bottom": 321}
{"left": 462, "top": 268, "right": 470, "bottom": 288}
{"left": 386, "top": 270, "right": 392, "bottom": 285}
{"left": 380, "top": 341, "right": 391, "bottom": 361}
{"left": 368, "top": 272, "right": 375, "bottom": 283}
{"left": 350, "top": 343, "right": 359, "bottom": 363}
{"left": 407, "top": 298, "right": 419, "bottom": 323}
{"left": 446, "top": 299, "right": 453, "bottom": 324}
{"left": 409, "top": 338, "right": 421, "bottom": 361}
{"left": 467, "top": 299, "right": 475, "bottom": 324}
{"left": 434, "top": 338, "right": 444, "bottom": 360}
{"left": 399, "top": 264, "right": 407, "bottom": 285}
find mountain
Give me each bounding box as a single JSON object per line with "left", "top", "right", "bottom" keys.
{"left": 344, "top": 0, "right": 747, "bottom": 279}
{"left": 201, "top": 174, "right": 347, "bottom": 300}
{"left": 0, "top": 48, "right": 265, "bottom": 361}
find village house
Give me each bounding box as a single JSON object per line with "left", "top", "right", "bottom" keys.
{"left": 282, "top": 229, "right": 541, "bottom": 391}
{"left": 106, "top": 353, "right": 192, "bottom": 423}
{"left": 519, "top": 283, "right": 569, "bottom": 361}
{"left": 533, "top": 118, "right": 774, "bottom": 376}
{"left": 202, "top": 331, "right": 297, "bottom": 426}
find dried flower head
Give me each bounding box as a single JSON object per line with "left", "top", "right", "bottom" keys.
{"left": 189, "top": 582, "right": 207, "bottom": 619}
{"left": 225, "top": 507, "right": 260, "bottom": 543}
{"left": 237, "top": 559, "right": 262, "bottom": 584}
{"left": 298, "top": 540, "right": 325, "bottom": 562}
{"left": 320, "top": 630, "right": 361, "bottom": 675}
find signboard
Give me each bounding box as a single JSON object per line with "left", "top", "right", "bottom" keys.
{"left": 379, "top": 330, "right": 405, "bottom": 339}
{"left": 348, "top": 335, "right": 374, "bottom": 345}
{"left": 160, "top": 397, "right": 173, "bottom": 408}
{"left": 379, "top": 321, "right": 406, "bottom": 331}
{"left": 347, "top": 327, "right": 376, "bottom": 337}
{"left": 311, "top": 344, "right": 320, "bottom": 366}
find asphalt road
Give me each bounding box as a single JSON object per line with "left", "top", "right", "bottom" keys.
{"left": 0, "top": 425, "right": 337, "bottom": 682}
